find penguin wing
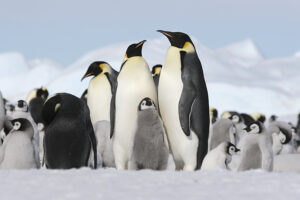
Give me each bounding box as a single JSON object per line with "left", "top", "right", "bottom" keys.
{"left": 178, "top": 51, "right": 209, "bottom": 137}
{"left": 104, "top": 73, "right": 118, "bottom": 139}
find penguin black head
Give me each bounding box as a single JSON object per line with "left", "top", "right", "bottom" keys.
{"left": 210, "top": 108, "right": 218, "bottom": 124}
{"left": 228, "top": 112, "right": 242, "bottom": 124}
{"left": 36, "top": 87, "right": 49, "bottom": 99}
{"left": 157, "top": 30, "right": 195, "bottom": 51}
{"left": 5, "top": 104, "right": 14, "bottom": 113}
{"left": 42, "top": 94, "right": 62, "bottom": 125}
{"left": 11, "top": 118, "right": 32, "bottom": 132}
{"left": 152, "top": 64, "right": 162, "bottom": 76}
{"left": 270, "top": 115, "right": 278, "bottom": 122}
{"left": 81, "top": 61, "right": 111, "bottom": 81}
{"left": 226, "top": 142, "right": 240, "bottom": 155}
{"left": 16, "top": 100, "right": 28, "bottom": 112}
{"left": 138, "top": 97, "right": 156, "bottom": 111}
{"left": 244, "top": 121, "right": 263, "bottom": 134}
{"left": 125, "top": 40, "right": 146, "bottom": 59}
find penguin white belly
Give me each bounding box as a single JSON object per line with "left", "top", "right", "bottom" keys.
{"left": 114, "top": 57, "right": 157, "bottom": 169}
{"left": 201, "top": 150, "right": 227, "bottom": 170}
{"left": 88, "top": 75, "right": 112, "bottom": 124}
{"left": 158, "top": 47, "right": 198, "bottom": 170}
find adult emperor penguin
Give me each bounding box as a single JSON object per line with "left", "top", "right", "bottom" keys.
{"left": 238, "top": 121, "right": 273, "bottom": 171}
{"left": 157, "top": 30, "right": 209, "bottom": 170}
{"left": 151, "top": 64, "right": 162, "bottom": 94}
{"left": 42, "top": 93, "right": 97, "bottom": 169}
{"left": 201, "top": 142, "right": 240, "bottom": 171}
{"left": 27, "top": 87, "right": 49, "bottom": 124}
{"left": 0, "top": 118, "right": 39, "bottom": 169}
{"left": 81, "top": 61, "right": 118, "bottom": 125}
{"left": 128, "top": 97, "right": 169, "bottom": 170}
{"left": 111, "top": 40, "right": 157, "bottom": 170}
{"left": 80, "top": 89, "right": 88, "bottom": 104}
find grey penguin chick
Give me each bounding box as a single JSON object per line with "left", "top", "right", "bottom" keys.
{"left": 128, "top": 97, "right": 169, "bottom": 170}
{"left": 201, "top": 142, "right": 240, "bottom": 170}
{"left": 238, "top": 121, "right": 273, "bottom": 171}
{"left": 0, "top": 118, "right": 39, "bottom": 169}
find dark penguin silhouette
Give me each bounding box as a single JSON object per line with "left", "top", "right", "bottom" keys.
{"left": 28, "top": 87, "right": 49, "bottom": 124}
{"left": 42, "top": 93, "right": 97, "bottom": 169}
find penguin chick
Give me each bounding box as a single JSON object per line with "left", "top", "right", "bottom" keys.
{"left": 0, "top": 118, "right": 39, "bottom": 169}
{"left": 128, "top": 97, "right": 169, "bottom": 170}
{"left": 201, "top": 142, "right": 240, "bottom": 170}
{"left": 268, "top": 121, "right": 292, "bottom": 155}
{"left": 238, "top": 121, "right": 273, "bottom": 171}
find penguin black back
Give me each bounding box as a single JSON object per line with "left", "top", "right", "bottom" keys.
{"left": 28, "top": 87, "right": 48, "bottom": 124}
{"left": 42, "top": 93, "right": 97, "bottom": 169}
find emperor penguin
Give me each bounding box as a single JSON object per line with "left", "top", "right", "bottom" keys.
{"left": 27, "top": 87, "right": 49, "bottom": 124}
{"left": 201, "top": 142, "right": 240, "bottom": 171}
{"left": 238, "top": 121, "right": 273, "bottom": 171}
{"left": 81, "top": 61, "right": 118, "bottom": 168}
{"left": 208, "top": 118, "right": 237, "bottom": 151}
{"left": 111, "top": 40, "right": 157, "bottom": 170}
{"left": 128, "top": 97, "right": 169, "bottom": 170}
{"left": 157, "top": 30, "right": 209, "bottom": 171}
{"left": 42, "top": 93, "right": 97, "bottom": 169}
{"left": 151, "top": 64, "right": 162, "bottom": 94}
{"left": 81, "top": 61, "right": 118, "bottom": 125}
{"left": 80, "top": 89, "right": 88, "bottom": 104}
{"left": 252, "top": 113, "right": 266, "bottom": 124}
{"left": 0, "top": 118, "right": 39, "bottom": 169}
{"left": 209, "top": 108, "right": 218, "bottom": 125}
{"left": 268, "top": 121, "right": 292, "bottom": 155}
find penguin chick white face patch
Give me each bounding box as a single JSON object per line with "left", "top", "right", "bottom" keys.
{"left": 244, "top": 122, "right": 262, "bottom": 134}
{"left": 138, "top": 97, "right": 155, "bottom": 111}
{"left": 279, "top": 132, "right": 287, "bottom": 144}
{"left": 13, "top": 121, "right": 21, "bottom": 131}
{"left": 231, "top": 115, "right": 240, "bottom": 123}
{"left": 227, "top": 143, "right": 240, "bottom": 155}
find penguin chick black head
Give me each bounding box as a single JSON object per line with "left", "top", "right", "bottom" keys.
{"left": 228, "top": 112, "right": 242, "bottom": 124}
{"left": 138, "top": 97, "right": 156, "bottom": 111}
{"left": 15, "top": 100, "right": 28, "bottom": 112}
{"left": 81, "top": 61, "right": 112, "bottom": 81}
{"left": 36, "top": 87, "right": 49, "bottom": 100}
{"left": 157, "top": 30, "right": 195, "bottom": 51}
{"left": 5, "top": 104, "right": 14, "bottom": 113}
{"left": 244, "top": 121, "right": 263, "bottom": 134}
{"left": 11, "top": 118, "right": 32, "bottom": 132}
{"left": 125, "top": 40, "right": 146, "bottom": 60}
{"left": 152, "top": 64, "right": 162, "bottom": 76}
{"left": 226, "top": 142, "right": 240, "bottom": 155}
{"left": 269, "top": 115, "right": 278, "bottom": 122}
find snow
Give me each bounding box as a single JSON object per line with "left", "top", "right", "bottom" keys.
{"left": 0, "top": 168, "right": 300, "bottom": 200}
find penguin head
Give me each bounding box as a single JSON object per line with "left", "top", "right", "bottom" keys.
{"left": 15, "top": 100, "right": 28, "bottom": 112}
{"left": 269, "top": 115, "right": 278, "bottom": 122}
{"left": 252, "top": 112, "right": 266, "bottom": 124}
{"left": 42, "top": 93, "right": 62, "bottom": 125}
{"left": 210, "top": 108, "right": 218, "bottom": 124}
{"left": 157, "top": 30, "right": 195, "bottom": 52}
{"left": 244, "top": 121, "right": 262, "bottom": 134}
{"left": 124, "top": 40, "right": 146, "bottom": 60}
{"left": 138, "top": 97, "right": 156, "bottom": 111}
{"left": 226, "top": 142, "right": 240, "bottom": 155}
{"left": 11, "top": 118, "right": 32, "bottom": 132}
{"left": 81, "top": 61, "right": 112, "bottom": 81}
{"left": 229, "top": 112, "right": 241, "bottom": 124}
{"left": 36, "top": 87, "right": 49, "bottom": 99}
{"left": 152, "top": 64, "right": 162, "bottom": 76}
{"left": 5, "top": 104, "right": 14, "bottom": 113}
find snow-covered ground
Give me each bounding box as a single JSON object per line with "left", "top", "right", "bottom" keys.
{"left": 1, "top": 37, "right": 300, "bottom": 116}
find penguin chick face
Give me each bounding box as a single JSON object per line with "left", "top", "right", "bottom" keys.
{"left": 138, "top": 97, "right": 156, "bottom": 111}
{"left": 244, "top": 122, "right": 262, "bottom": 134}
{"left": 269, "top": 115, "right": 278, "bottom": 122}
{"left": 15, "top": 100, "right": 28, "bottom": 112}
{"left": 82, "top": 61, "right": 112, "bottom": 81}
{"left": 5, "top": 104, "right": 14, "bottom": 113}
{"left": 152, "top": 64, "right": 162, "bottom": 76}
{"left": 229, "top": 114, "right": 241, "bottom": 124}
{"left": 226, "top": 142, "right": 240, "bottom": 156}
{"left": 157, "top": 30, "right": 195, "bottom": 52}
{"left": 36, "top": 87, "right": 49, "bottom": 99}
{"left": 11, "top": 118, "right": 32, "bottom": 132}
{"left": 124, "top": 40, "right": 146, "bottom": 60}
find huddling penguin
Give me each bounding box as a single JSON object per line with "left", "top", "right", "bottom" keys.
{"left": 201, "top": 142, "right": 240, "bottom": 171}
{"left": 128, "top": 97, "right": 169, "bottom": 170}
{"left": 151, "top": 64, "right": 162, "bottom": 94}
{"left": 81, "top": 61, "right": 118, "bottom": 168}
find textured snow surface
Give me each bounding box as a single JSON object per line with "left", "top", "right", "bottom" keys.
{"left": 0, "top": 169, "right": 300, "bottom": 200}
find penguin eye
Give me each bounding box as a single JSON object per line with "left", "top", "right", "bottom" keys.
{"left": 251, "top": 124, "right": 257, "bottom": 130}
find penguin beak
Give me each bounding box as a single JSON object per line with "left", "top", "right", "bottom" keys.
{"left": 157, "top": 30, "right": 173, "bottom": 39}
{"left": 135, "top": 40, "right": 146, "bottom": 48}
{"left": 235, "top": 148, "right": 241, "bottom": 152}
{"left": 81, "top": 72, "right": 93, "bottom": 81}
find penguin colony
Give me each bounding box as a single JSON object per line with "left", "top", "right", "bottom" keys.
{"left": 0, "top": 30, "right": 300, "bottom": 172}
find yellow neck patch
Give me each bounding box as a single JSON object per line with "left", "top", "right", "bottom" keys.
{"left": 154, "top": 67, "right": 161, "bottom": 75}
{"left": 99, "top": 63, "right": 111, "bottom": 74}
{"left": 182, "top": 41, "right": 195, "bottom": 53}
{"left": 54, "top": 103, "right": 61, "bottom": 113}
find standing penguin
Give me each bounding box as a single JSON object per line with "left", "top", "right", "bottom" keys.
{"left": 111, "top": 40, "right": 157, "bottom": 170}
{"left": 201, "top": 142, "right": 240, "bottom": 170}
{"left": 238, "top": 121, "right": 273, "bottom": 171}
{"left": 128, "top": 97, "right": 169, "bottom": 170}
{"left": 81, "top": 61, "right": 118, "bottom": 125}
{"left": 27, "top": 87, "right": 49, "bottom": 124}
{"left": 81, "top": 61, "right": 118, "bottom": 168}
{"left": 0, "top": 118, "right": 39, "bottom": 169}
{"left": 42, "top": 93, "right": 97, "bottom": 169}
{"left": 157, "top": 30, "right": 209, "bottom": 170}
{"left": 151, "top": 64, "right": 162, "bottom": 94}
